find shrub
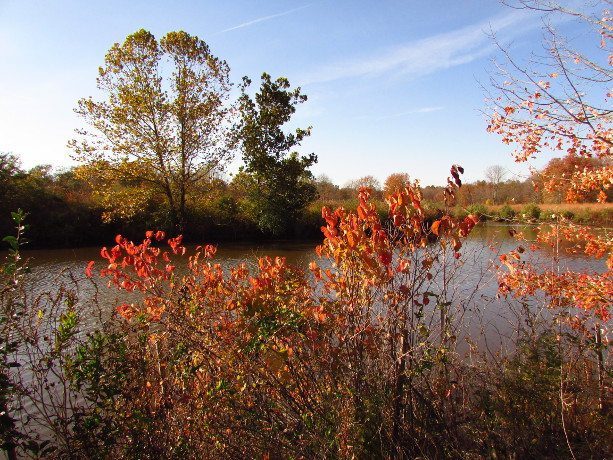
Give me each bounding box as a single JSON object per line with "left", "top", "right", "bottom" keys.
{"left": 521, "top": 203, "right": 541, "bottom": 220}
{"left": 70, "top": 180, "right": 489, "bottom": 458}
{"left": 453, "top": 206, "right": 469, "bottom": 220}
{"left": 498, "top": 204, "right": 515, "bottom": 220}
{"left": 467, "top": 204, "right": 490, "bottom": 220}
{"left": 455, "top": 204, "right": 489, "bottom": 221}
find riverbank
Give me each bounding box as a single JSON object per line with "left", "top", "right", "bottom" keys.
{"left": 484, "top": 202, "right": 613, "bottom": 224}
{"left": 2, "top": 199, "right": 611, "bottom": 251}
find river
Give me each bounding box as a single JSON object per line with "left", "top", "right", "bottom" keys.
{"left": 16, "top": 223, "right": 608, "bottom": 292}
{"left": 11, "top": 222, "right": 609, "bottom": 346}
{"left": 1, "top": 223, "right": 609, "bottom": 453}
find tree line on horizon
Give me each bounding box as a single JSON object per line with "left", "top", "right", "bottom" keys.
{"left": 1, "top": 150, "right": 610, "bottom": 248}
{"left": 318, "top": 155, "right": 613, "bottom": 205}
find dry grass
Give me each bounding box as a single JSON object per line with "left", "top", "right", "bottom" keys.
{"left": 486, "top": 202, "right": 613, "bottom": 226}
{"left": 491, "top": 202, "right": 613, "bottom": 213}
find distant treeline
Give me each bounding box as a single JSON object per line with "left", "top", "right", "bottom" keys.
{"left": 318, "top": 156, "right": 613, "bottom": 206}
{"left": 1, "top": 153, "right": 611, "bottom": 248}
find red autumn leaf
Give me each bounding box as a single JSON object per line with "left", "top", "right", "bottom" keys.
{"left": 117, "top": 303, "right": 138, "bottom": 321}
{"left": 85, "top": 260, "right": 95, "bottom": 277}
{"left": 168, "top": 235, "right": 184, "bottom": 254}
{"left": 378, "top": 251, "right": 392, "bottom": 265}
{"left": 452, "top": 237, "right": 462, "bottom": 251}
{"left": 305, "top": 329, "right": 318, "bottom": 341}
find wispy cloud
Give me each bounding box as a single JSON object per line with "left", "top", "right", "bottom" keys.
{"left": 218, "top": 4, "right": 313, "bottom": 34}
{"left": 301, "top": 9, "right": 538, "bottom": 85}
{"left": 410, "top": 106, "right": 445, "bottom": 114}
{"left": 355, "top": 106, "right": 445, "bottom": 120}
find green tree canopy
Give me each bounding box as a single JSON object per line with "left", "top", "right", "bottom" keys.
{"left": 238, "top": 73, "right": 317, "bottom": 236}
{"left": 70, "top": 29, "right": 235, "bottom": 232}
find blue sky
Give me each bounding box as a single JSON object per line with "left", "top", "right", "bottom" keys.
{"left": 0, "top": 0, "right": 597, "bottom": 186}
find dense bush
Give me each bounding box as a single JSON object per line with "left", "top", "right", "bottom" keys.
{"left": 498, "top": 203, "right": 515, "bottom": 220}
{"left": 466, "top": 204, "right": 490, "bottom": 220}
{"left": 453, "top": 203, "right": 489, "bottom": 221}
{"left": 521, "top": 203, "right": 541, "bottom": 220}
{"left": 2, "top": 179, "right": 611, "bottom": 459}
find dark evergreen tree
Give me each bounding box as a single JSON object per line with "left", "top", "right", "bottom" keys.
{"left": 238, "top": 73, "right": 317, "bottom": 236}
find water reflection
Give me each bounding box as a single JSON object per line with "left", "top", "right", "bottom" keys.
{"left": 10, "top": 223, "right": 608, "bottom": 301}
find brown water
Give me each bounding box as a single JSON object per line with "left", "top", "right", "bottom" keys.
{"left": 11, "top": 222, "right": 608, "bottom": 351}
{"left": 12, "top": 223, "right": 609, "bottom": 298}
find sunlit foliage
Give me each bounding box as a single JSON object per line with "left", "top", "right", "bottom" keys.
{"left": 70, "top": 30, "right": 235, "bottom": 231}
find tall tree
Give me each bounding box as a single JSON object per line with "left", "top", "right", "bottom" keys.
{"left": 238, "top": 73, "right": 317, "bottom": 236}
{"left": 538, "top": 155, "right": 605, "bottom": 203}
{"left": 0, "top": 153, "right": 21, "bottom": 198}
{"left": 315, "top": 174, "right": 340, "bottom": 202}
{"left": 488, "top": 0, "right": 613, "bottom": 336}
{"left": 383, "top": 172, "right": 410, "bottom": 197}
{"left": 346, "top": 176, "right": 382, "bottom": 200}
{"left": 484, "top": 165, "right": 507, "bottom": 204}
{"left": 487, "top": 1, "right": 613, "bottom": 203}
{"left": 70, "top": 29, "right": 235, "bottom": 232}
{"left": 346, "top": 176, "right": 381, "bottom": 191}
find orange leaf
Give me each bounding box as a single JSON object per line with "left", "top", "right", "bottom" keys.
{"left": 347, "top": 231, "right": 358, "bottom": 248}
{"left": 431, "top": 220, "right": 441, "bottom": 236}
